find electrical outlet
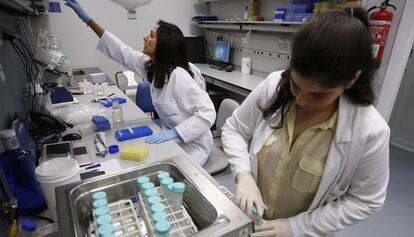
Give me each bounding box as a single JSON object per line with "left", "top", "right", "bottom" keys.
{"left": 241, "top": 37, "right": 247, "bottom": 45}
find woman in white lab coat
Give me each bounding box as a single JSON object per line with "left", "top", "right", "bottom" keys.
{"left": 64, "top": 0, "right": 216, "bottom": 166}
{"left": 222, "top": 8, "right": 390, "bottom": 237}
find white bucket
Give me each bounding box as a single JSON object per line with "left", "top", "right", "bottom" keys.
{"left": 35, "top": 157, "right": 81, "bottom": 221}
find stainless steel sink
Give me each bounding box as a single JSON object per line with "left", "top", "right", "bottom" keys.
{"left": 72, "top": 69, "right": 85, "bottom": 76}
{"left": 55, "top": 155, "right": 252, "bottom": 236}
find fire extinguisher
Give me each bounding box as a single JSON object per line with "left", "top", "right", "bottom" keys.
{"left": 367, "top": 0, "right": 396, "bottom": 68}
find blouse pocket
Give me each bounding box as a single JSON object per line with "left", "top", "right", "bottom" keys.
{"left": 292, "top": 155, "right": 325, "bottom": 193}
{"left": 155, "top": 102, "right": 184, "bottom": 128}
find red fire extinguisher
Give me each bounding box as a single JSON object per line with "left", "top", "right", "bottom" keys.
{"left": 368, "top": 0, "right": 396, "bottom": 68}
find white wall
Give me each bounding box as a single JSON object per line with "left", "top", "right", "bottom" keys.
{"left": 32, "top": 0, "right": 200, "bottom": 81}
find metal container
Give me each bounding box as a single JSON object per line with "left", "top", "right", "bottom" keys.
{"left": 55, "top": 155, "right": 252, "bottom": 236}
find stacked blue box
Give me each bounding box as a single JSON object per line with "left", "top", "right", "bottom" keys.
{"left": 92, "top": 116, "right": 111, "bottom": 131}
{"left": 115, "top": 125, "right": 153, "bottom": 141}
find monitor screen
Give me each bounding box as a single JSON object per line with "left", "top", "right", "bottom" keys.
{"left": 214, "top": 41, "right": 231, "bottom": 63}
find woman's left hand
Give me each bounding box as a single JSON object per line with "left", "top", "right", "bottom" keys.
{"left": 252, "top": 219, "right": 293, "bottom": 237}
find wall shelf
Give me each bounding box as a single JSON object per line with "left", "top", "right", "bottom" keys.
{"left": 0, "top": 0, "right": 43, "bottom": 16}
{"left": 198, "top": 21, "right": 304, "bottom": 33}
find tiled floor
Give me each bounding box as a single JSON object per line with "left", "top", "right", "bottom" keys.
{"left": 214, "top": 145, "right": 414, "bottom": 236}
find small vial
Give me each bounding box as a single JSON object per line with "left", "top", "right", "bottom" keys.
{"left": 112, "top": 98, "right": 123, "bottom": 123}
{"left": 96, "top": 215, "right": 113, "bottom": 227}
{"left": 94, "top": 206, "right": 110, "bottom": 217}
{"left": 152, "top": 211, "right": 168, "bottom": 224}
{"left": 160, "top": 178, "right": 173, "bottom": 194}
{"left": 157, "top": 172, "right": 170, "bottom": 183}
{"left": 92, "top": 191, "right": 107, "bottom": 201}
{"left": 137, "top": 176, "right": 150, "bottom": 189}
{"left": 169, "top": 182, "right": 185, "bottom": 212}
{"left": 155, "top": 220, "right": 171, "bottom": 236}
{"left": 93, "top": 199, "right": 108, "bottom": 210}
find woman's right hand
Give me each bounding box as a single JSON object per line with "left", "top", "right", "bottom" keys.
{"left": 235, "top": 171, "right": 267, "bottom": 218}
{"left": 64, "top": 0, "right": 91, "bottom": 24}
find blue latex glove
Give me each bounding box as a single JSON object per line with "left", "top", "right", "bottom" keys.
{"left": 64, "top": 0, "right": 91, "bottom": 24}
{"left": 145, "top": 129, "right": 179, "bottom": 144}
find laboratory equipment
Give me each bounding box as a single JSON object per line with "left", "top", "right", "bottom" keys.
{"left": 108, "top": 145, "right": 119, "bottom": 154}
{"left": 0, "top": 129, "right": 47, "bottom": 215}
{"left": 137, "top": 176, "right": 150, "bottom": 189}
{"left": 157, "top": 172, "right": 170, "bottom": 182}
{"left": 94, "top": 206, "right": 110, "bottom": 217}
{"left": 141, "top": 182, "right": 155, "bottom": 192}
{"left": 92, "top": 191, "right": 107, "bottom": 201}
{"left": 112, "top": 98, "right": 123, "bottom": 123}
{"left": 115, "top": 125, "right": 153, "bottom": 141}
{"left": 154, "top": 220, "right": 171, "bottom": 236}
{"left": 152, "top": 211, "right": 168, "bottom": 224}
{"left": 160, "top": 178, "right": 173, "bottom": 197}
{"left": 55, "top": 157, "right": 253, "bottom": 237}
{"left": 93, "top": 199, "right": 108, "bottom": 210}
{"left": 96, "top": 215, "right": 113, "bottom": 227}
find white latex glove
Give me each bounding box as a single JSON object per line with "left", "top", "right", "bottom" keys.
{"left": 235, "top": 171, "right": 267, "bottom": 218}
{"left": 252, "top": 219, "right": 293, "bottom": 237}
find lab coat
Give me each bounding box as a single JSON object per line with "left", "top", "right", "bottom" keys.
{"left": 97, "top": 31, "right": 216, "bottom": 166}
{"left": 221, "top": 71, "right": 390, "bottom": 236}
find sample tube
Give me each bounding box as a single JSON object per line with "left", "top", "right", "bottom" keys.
{"left": 96, "top": 214, "right": 113, "bottom": 227}
{"left": 157, "top": 172, "right": 170, "bottom": 183}
{"left": 155, "top": 220, "right": 171, "bottom": 236}
{"left": 137, "top": 176, "right": 150, "bottom": 189}
{"left": 169, "top": 182, "right": 185, "bottom": 212}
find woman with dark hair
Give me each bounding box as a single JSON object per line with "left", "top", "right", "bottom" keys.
{"left": 222, "top": 8, "right": 390, "bottom": 236}
{"left": 64, "top": 0, "right": 216, "bottom": 166}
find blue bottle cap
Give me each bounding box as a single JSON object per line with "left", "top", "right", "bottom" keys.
{"left": 155, "top": 220, "right": 171, "bottom": 235}
{"left": 144, "top": 188, "right": 158, "bottom": 198}
{"left": 151, "top": 203, "right": 166, "bottom": 213}
{"left": 97, "top": 215, "right": 112, "bottom": 227}
{"left": 157, "top": 172, "right": 170, "bottom": 181}
{"left": 152, "top": 211, "right": 168, "bottom": 223}
{"left": 21, "top": 219, "right": 37, "bottom": 231}
{"left": 137, "top": 176, "right": 150, "bottom": 187}
{"left": 142, "top": 182, "right": 155, "bottom": 190}
{"left": 93, "top": 199, "right": 108, "bottom": 209}
{"left": 171, "top": 182, "right": 186, "bottom": 193}
{"left": 160, "top": 178, "right": 174, "bottom": 188}
{"left": 94, "top": 206, "right": 110, "bottom": 216}
{"left": 147, "top": 196, "right": 162, "bottom": 206}
{"left": 92, "top": 191, "right": 107, "bottom": 201}
{"left": 98, "top": 224, "right": 115, "bottom": 235}
{"left": 167, "top": 183, "right": 174, "bottom": 192}
{"left": 108, "top": 145, "right": 119, "bottom": 154}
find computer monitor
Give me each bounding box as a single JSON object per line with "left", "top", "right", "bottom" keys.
{"left": 214, "top": 41, "right": 231, "bottom": 63}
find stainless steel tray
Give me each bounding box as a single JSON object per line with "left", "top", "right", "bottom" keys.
{"left": 55, "top": 155, "right": 252, "bottom": 236}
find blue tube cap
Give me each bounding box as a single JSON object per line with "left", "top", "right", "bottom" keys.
{"left": 21, "top": 219, "right": 37, "bottom": 231}
{"left": 142, "top": 182, "right": 155, "bottom": 190}
{"left": 144, "top": 188, "right": 158, "bottom": 198}
{"left": 152, "top": 211, "right": 168, "bottom": 223}
{"left": 151, "top": 203, "right": 166, "bottom": 213}
{"left": 155, "top": 220, "right": 171, "bottom": 235}
{"left": 108, "top": 145, "right": 119, "bottom": 154}
{"left": 93, "top": 199, "right": 108, "bottom": 209}
{"left": 94, "top": 206, "right": 110, "bottom": 216}
{"left": 160, "top": 178, "right": 174, "bottom": 188}
{"left": 97, "top": 215, "right": 113, "bottom": 227}
{"left": 147, "top": 196, "right": 162, "bottom": 205}
{"left": 92, "top": 191, "right": 107, "bottom": 201}
{"left": 157, "top": 172, "right": 170, "bottom": 181}
{"left": 171, "top": 182, "right": 186, "bottom": 193}
{"left": 98, "top": 224, "right": 115, "bottom": 235}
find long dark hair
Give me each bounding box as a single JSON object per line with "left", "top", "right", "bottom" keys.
{"left": 262, "top": 8, "right": 375, "bottom": 127}
{"left": 145, "top": 20, "right": 194, "bottom": 88}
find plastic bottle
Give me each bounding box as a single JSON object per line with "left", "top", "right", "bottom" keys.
{"left": 137, "top": 176, "right": 150, "bottom": 189}
{"left": 112, "top": 98, "right": 123, "bottom": 123}
{"left": 169, "top": 182, "right": 185, "bottom": 212}
{"left": 160, "top": 178, "right": 174, "bottom": 197}
{"left": 0, "top": 129, "right": 47, "bottom": 215}
{"left": 243, "top": 5, "right": 249, "bottom": 20}
{"left": 157, "top": 172, "right": 170, "bottom": 183}
{"left": 17, "top": 219, "right": 37, "bottom": 237}
{"left": 92, "top": 191, "right": 107, "bottom": 201}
